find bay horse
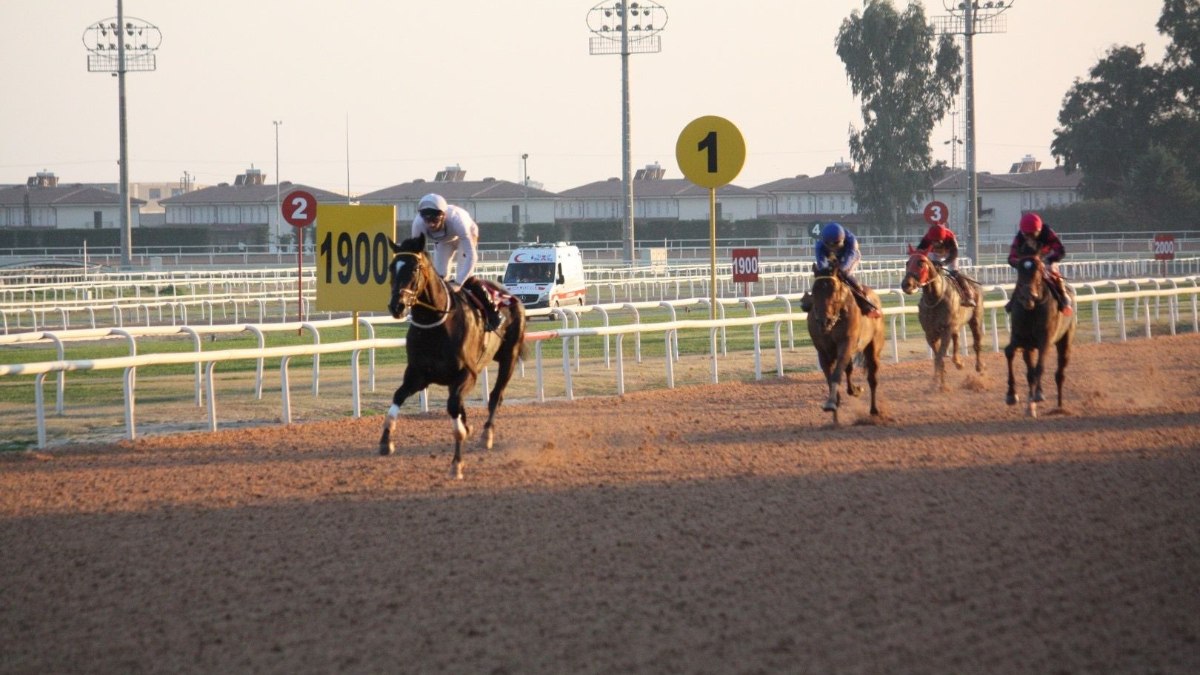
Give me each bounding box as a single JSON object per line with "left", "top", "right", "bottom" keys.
{"left": 1004, "top": 255, "right": 1076, "bottom": 417}
{"left": 900, "top": 248, "right": 984, "bottom": 391}
{"left": 380, "top": 234, "right": 526, "bottom": 479}
{"left": 805, "top": 268, "right": 884, "bottom": 424}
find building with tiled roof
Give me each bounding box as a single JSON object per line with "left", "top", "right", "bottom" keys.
{"left": 357, "top": 165, "right": 558, "bottom": 226}
{"left": 753, "top": 156, "right": 1083, "bottom": 242}
{"left": 159, "top": 168, "right": 347, "bottom": 246}
{"left": 0, "top": 171, "right": 146, "bottom": 229}
{"left": 555, "top": 163, "right": 763, "bottom": 224}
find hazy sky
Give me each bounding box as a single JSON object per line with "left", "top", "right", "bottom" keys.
{"left": 1, "top": 1, "right": 1172, "bottom": 195}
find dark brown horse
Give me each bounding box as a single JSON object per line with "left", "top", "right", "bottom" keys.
{"left": 900, "top": 249, "right": 984, "bottom": 391}
{"left": 1004, "top": 255, "right": 1076, "bottom": 417}
{"left": 806, "top": 268, "right": 884, "bottom": 424}
{"left": 380, "top": 234, "right": 526, "bottom": 478}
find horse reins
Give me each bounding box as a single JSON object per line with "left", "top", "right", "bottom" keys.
{"left": 392, "top": 252, "right": 452, "bottom": 328}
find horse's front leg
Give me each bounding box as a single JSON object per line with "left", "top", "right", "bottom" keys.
{"left": 931, "top": 334, "right": 950, "bottom": 392}
{"left": 844, "top": 349, "right": 863, "bottom": 398}
{"left": 1004, "top": 343, "right": 1018, "bottom": 405}
{"left": 380, "top": 368, "right": 427, "bottom": 456}
{"left": 816, "top": 349, "right": 840, "bottom": 414}
{"left": 950, "top": 328, "right": 963, "bottom": 370}
{"left": 445, "top": 376, "right": 476, "bottom": 480}
{"left": 1024, "top": 346, "right": 1043, "bottom": 418}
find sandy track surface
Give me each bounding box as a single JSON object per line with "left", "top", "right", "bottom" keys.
{"left": 2, "top": 335, "right": 1198, "bottom": 674}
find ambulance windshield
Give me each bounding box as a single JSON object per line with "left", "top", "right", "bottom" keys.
{"left": 504, "top": 262, "right": 554, "bottom": 284}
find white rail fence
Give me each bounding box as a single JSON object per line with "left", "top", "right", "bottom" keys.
{"left": 2, "top": 277, "right": 1198, "bottom": 449}
{"left": 5, "top": 256, "right": 1199, "bottom": 334}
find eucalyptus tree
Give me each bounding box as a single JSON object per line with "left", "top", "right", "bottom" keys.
{"left": 836, "top": 0, "right": 961, "bottom": 234}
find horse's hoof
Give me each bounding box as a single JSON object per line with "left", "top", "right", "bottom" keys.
{"left": 483, "top": 427, "right": 494, "bottom": 450}
{"left": 1033, "top": 391, "right": 1046, "bottom": 403}
{"left": 451, "top": 462, "right": 464, "bottom": 480}
{"left": 1006, "top": 393, "right": 1018, "bottom": 406}
{"left": 848, "top": 385, "right": 863, "bottom": 397}
{"left": 380, "top": 443, "right": 394, "bottom": 456}
{"left": 822, "top": 400, "right": 838, "bottom": 412}
{"left": 953, "top": 360, "right": 964, "bottom": 370}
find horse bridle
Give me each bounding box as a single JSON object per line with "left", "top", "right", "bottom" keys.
{"left": 905, "top": 256, "right": 948, "bottom": 307}
{"left": 811, "top": 273, "right": 848, "bottom": 327}
{"left": 392, "top": 252, "right": 452, "bottom": 328}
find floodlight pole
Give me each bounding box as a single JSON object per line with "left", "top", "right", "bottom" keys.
{"left": 936, "top": 0, "right": 1015, "bottom": 266}
{"left": 116, "top": 0, "right": 130, "bottom": 268}
{"left": 620, "top": 19, "right": 634, "bottom": 265}
{"left": 588, "top": 1, "right": 668, "bottom": 265}
{"left": 963, "top": 0, "right": 978, "bottom": 265}
{"left": 83, "top": 1, "right": 160, "bottom": 270}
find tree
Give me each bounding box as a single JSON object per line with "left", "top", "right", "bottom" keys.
{"left": 1051, "top": 45, "right": 1168, "bottom": 200}
{"left": 1052, "top": 0, "right": 1200, "bottom": 226}
{"left": 836, "top": 0, "right": 961, "bottom": 234}
{"left": 1126, "top": 145, "right": 1200, "bottom": 227}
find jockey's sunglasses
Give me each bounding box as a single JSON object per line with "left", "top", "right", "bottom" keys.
{"left": 419, "top": 209, "right": 443, "bottom": 221}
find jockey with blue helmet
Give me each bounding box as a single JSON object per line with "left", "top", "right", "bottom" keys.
{"left": 806, "top": 222, "right": 881, "bottom": 318}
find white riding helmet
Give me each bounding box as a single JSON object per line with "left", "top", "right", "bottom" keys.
{"left": 417, "top": 193, "right": 448, "bottom": 214}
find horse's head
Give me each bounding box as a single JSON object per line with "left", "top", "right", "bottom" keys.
{"left": 901, "top": 250, "right": 933, "bottom": 295}
{"left": 809, "top": 273, "right": 848, "bottom": 333}
{"left": 387, "top": 234, "right": 429, "bottom": 319}
{"left": 1012, "top": 255, "right": 1046, "bottom": 310}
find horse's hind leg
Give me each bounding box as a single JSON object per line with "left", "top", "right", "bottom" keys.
{"left": 865, "top": 340, "right": 882, "bottom": 416}
{"left": 1054, "top": 337, "right": 1070, "bottom": 409}
{"left": 380, "top": 369, "right": 427, "bottom": 456}
{"left": 482, "top": 351, "right": 519, "bottom": 450}
{"left": 969, "top": 313, "right": 985, "bottom": 373}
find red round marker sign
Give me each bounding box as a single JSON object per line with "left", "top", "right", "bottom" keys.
{"left": 282, "top": 190, "right": 317, "bottom": 228}
{"left": 923, "top": 200, "right": 949, "bottom": 226}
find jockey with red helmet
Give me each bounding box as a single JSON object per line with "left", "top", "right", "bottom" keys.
{"left": 1007, "top": 212, "right": 1072, "bottom": 315}
{"left": 915, "top": 221, "right": 975, "bottom": 306}
{"left": 805, "top": 222, "right": 882, "bottom": 318}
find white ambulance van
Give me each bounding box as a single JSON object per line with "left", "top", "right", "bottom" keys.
{"left": 502, "top": 243, "right": 587, "bottom": 310}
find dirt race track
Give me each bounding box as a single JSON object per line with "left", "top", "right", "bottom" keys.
{"left": 2, "top": 334, "right": 1199, "bottom": 674}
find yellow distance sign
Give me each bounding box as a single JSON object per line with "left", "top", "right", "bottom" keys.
{"left": 675, "top": 116, "right": 746, "bottom": 188}
{"left": 315, "top": 204, "right": 397, "bottom": 312}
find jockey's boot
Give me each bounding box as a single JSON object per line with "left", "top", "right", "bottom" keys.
{"left": 953, "top": 274, "right": 975, "bottom": 306}
{"left": 484, "top": 303, "right": 502, "bottom": 331}
{"left": 856, "top": 295, "right": 883, "bottom": 319}
{"left": 1055, "top": 277, "right": 1074, "bottom": 317}
{"left": 465, "top": 279, "right": 503, "bottom": 331}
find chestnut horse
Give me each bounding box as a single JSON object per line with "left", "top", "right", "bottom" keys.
{"left": 380, "top": 234, "right": 526, "bottom": 479}
{"left": 805, "top": 268, "right": 885, "bottom": 424}
{"left": 1004, "top": 256, "right": 1076, "bottom": 417}
{"left": 900, "top": 250, "right": 984, "bottom": 391}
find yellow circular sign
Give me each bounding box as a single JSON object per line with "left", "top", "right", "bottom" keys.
{"left": 675, "top": 116, "right": 746, "bottom": 188}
